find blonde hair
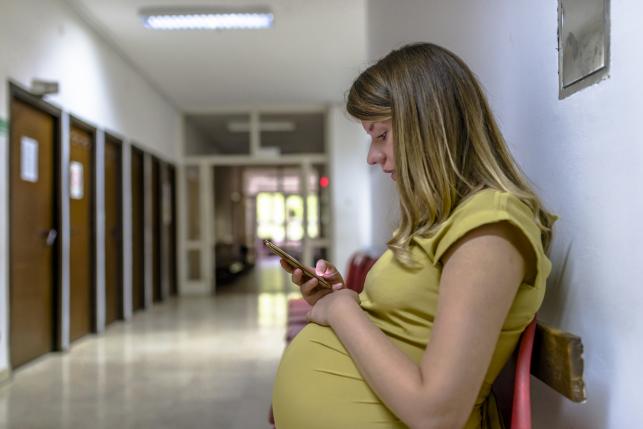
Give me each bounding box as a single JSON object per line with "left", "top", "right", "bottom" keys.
{"left": 347, "top": 43, "right": 555, "bottom": 268}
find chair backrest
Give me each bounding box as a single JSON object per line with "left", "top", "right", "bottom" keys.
{"left": 345, "top": 252, "right": 378, "bottom": 293}
{"left": 492, "top": 317, "right": 536, "bottom": 429}
{"left": 345, "top": 253, "right": 363, "bottom": 291}
{"left": 531, "top": 322, "right": 586, "bottom": 403}
{"left": 354, "top": 255, "right": 376, "bottom": 293}
{"left": 492, "top": 318, "right": 586, "bottom": 429}
{"left": 511, "top": 317, "right": 537, "bottom": 429}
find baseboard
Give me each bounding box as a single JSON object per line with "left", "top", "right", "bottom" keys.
{"left": 0, "top": 367, "right": 11, "bottom": 386}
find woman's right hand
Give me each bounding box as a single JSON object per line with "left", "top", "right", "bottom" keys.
{"left": 280, "top": 259, "right": 345, "bottom": 306}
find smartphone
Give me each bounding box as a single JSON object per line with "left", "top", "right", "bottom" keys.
{"left": 263, "top": 239, "right": 332, "bottom": 289}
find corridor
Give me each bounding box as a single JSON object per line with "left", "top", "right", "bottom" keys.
{"left": 1, "top": 0, "right": 640, "bottom": 427}
{"left": 0, "top": 258, "right": 296, "bottom": 429}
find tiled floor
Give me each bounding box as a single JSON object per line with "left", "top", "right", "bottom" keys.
{"left": 0, "top": 257, "right": 299, "bottom": 429}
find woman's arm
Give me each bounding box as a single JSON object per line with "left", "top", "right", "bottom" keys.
{"left": 309, "top": 221, "right": 534, "bottom": 429}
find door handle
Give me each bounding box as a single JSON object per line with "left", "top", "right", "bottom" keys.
{"left": 45, "top": 229, "right": 58, "bottom": 246}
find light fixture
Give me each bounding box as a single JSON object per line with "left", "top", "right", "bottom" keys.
{"left": 227, "top": 121, "right": 296, "bottom": 133}
{"left": 139, "top": 7, "right": 274, "bottom": 30}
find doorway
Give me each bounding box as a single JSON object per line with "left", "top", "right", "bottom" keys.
{"left": 69, "top": 120, "right": 95, "bottom": 341}
{"left": 130, "top": 146, "right": 145, "bottom": 311}
{"left": 212, "top": 165, "right": 328, "bottom": 290}
{"left": 9, "top": 88, "right": 59, "bottom": 368}
{"left": 151, "top": 157, "right": 162, "bottom": 303}
{"left": 167, "top": 165, "right": 178, "bottom": 296}
{"left": 160, "top": 162, "right": 177, "bottom": 298}
{"left": 104, "top": 135, "right": 122, "bottom": 325}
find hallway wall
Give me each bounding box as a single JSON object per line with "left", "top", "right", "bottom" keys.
{"left": 328, "top": 105, "right": 372, "bottom": 275}
{"left": 367, "top": 0, "right": 643, "bottom": 427}
{"left": 0, "top": 0, "right": 182, "bottom": 375}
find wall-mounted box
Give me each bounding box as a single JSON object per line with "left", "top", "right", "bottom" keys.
{"left": 558, "top": 0, "right": 610, "bottom": 99}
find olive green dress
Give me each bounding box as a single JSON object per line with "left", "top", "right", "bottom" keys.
{"left": 272, "top": 189, "right": 552, "bottom": 428}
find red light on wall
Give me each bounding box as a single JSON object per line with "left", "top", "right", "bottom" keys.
{"left": 319, "top": 176, "right": 330, "bottom": 188}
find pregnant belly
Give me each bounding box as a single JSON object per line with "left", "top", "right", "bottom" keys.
{"left": 272, "top": 323, "right": 404, "bottom": 429}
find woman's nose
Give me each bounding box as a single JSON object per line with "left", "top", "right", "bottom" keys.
{"left": 367, "top": 144, "right": 383, "bottom": 165}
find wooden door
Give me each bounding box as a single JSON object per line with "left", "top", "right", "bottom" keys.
{"left": 9, "top": 97, "right": 56, "bottom": 368}
{"left": 130, "top": 148, "right": 145, "bottom": 311}
{"left": 168, "top": 166, "right": 178, "bottom": 296}
{"left": 104, "top": 137, "right": 122, "bottom": 325}
{"left": 151, "top": 158, "right": 162, "bottom": 302}
{"left": 69, "top": 123, "right": 94, "bottom": 341}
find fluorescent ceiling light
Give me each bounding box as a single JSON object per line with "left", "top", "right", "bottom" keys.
{"left": 228, "top": 121, "right": 296, "bottom": 133}
{"left": 139, "top": 7, "right": 274, "bottom": 30}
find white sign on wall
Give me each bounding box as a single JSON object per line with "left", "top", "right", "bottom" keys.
{"left": 70, "top": 161, "right": 84, "bottom": 200}
{"left": 20, "top": 136, "right": 39, "bottom": 183}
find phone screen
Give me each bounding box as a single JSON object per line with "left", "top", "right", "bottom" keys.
{"left": 263, "top": 240, "right": 332, "bottom": 289}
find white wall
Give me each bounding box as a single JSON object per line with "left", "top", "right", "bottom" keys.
{"left": 0, "top": 0, "right": 182, "bottom": 375}
{"left": 327, "top": 105, "right": 373, "bottom": 276}
{"left": 368, "top": 165, "right": 399, "bottom": 251}
{"left": 0, "top": 0, "right": 182, "bottom": 158}
{"left": 367, "top": 0, "right": 643, "bottom": 427}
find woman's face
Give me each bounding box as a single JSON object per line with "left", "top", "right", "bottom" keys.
{"left": 362, "top": 119, "right": 396, "bottom": 181}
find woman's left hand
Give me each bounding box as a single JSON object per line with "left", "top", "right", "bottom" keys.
{"left": 306, "top": 288, "right": 361, "bottom": 326}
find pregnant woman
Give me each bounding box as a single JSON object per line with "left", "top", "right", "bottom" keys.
{"left": 272, "top": 43, "right": 556, "bottom": 429}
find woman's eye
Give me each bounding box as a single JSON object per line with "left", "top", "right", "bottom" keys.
{"left": 377, "top": 132, "right": 387, "bottom": 141}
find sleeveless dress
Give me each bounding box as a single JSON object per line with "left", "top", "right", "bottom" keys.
{"left": 272, "top": 189, "right": 553, "bottom": 428}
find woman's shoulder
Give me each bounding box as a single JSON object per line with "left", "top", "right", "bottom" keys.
{"left": 451, "top": 188, "right": 531, "bottom": 217}
{"left": 446, "top": 188, "right": 543, "bottom": 235}
{"left": 414, "top": 188, "right": 546, "bottom": 266}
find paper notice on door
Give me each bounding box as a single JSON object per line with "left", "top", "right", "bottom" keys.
{"left": 70, "top": 161, "right": 84, "bottom": 199}
{"left": 20, "top": 136, "right": 39, "bottom": 183}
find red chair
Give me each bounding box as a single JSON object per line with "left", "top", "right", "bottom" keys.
{"left": 355, "top": 257, "right": 376, "bottom": 292}
{"left": 492, "top": 316, "right": 537, "bottom": 429}
{"left": 344, "top": 252, "right": 363, "bottom": 291}
{"left": 509, "top": 317, "right": 537, "bottom": 429}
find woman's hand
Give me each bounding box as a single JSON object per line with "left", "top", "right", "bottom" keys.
{"left": 306, "top": 288, "right": 361, "bottom": 326}
{"left": 280, "top": 259, "right": 345, "bottom": 306}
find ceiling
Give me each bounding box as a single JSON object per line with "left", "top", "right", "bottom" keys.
{"left": 65, "top": 0, "right": 368, "bottom": 112}
{"left": 185, "top": 112, "right": 325, "bottom": 155}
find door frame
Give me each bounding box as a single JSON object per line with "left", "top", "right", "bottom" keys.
{"left": 7, "top": 81, "right": 63, "bottom": 363}
{"left": 103, "top": 132, "right": 124, "bottom": 326}
{"left": 69, "top": 116, "right": 97, "bottom": 336}
{"left": 129, "top": 144, "right": 147, "bottom": 312}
